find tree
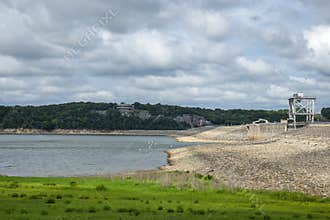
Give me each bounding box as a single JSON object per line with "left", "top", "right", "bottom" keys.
{"left": 321, "top": 108, "right": 330, "bottom": 120}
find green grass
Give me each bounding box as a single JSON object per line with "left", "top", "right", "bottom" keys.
{"left": 0, "top": 175, "right": 329, "bottom": 220}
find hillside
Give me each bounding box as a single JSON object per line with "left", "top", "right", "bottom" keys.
{"left": 0, "top": 102, "right": 288, "bottom": 131}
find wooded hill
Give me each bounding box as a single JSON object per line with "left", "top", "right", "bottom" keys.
{"left": 0, "top": 102, "right": 288, "bottom": 130}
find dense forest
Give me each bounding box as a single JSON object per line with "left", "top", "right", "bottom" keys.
{"left": 0, "top": 102, "right": 288, "bottom": 130}
{"left": 321, "top": 108, "right": 330, "bottom": 120}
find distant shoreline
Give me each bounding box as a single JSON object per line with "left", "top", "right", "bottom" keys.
{"left": 0, "top": 126, "right": 215, "bottom": 137}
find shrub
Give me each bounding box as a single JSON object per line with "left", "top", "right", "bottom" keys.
{"left": 11, "top": 193, "right": 19, "bottom": 198}
{"left": 20, "top": 209, "right": 29, "bottom": 214}
{"left": 204, "top": 175, "right": 213, "bottom": 180}
{"left": 56, "top": 195, "right": 62, "bottom": 199}
{"left": 8, "top": 181, "right": 19, "bottom": 188}
{"left": 103, "top": 205, "right": 111, "bottom": 211}
{"left": 189, "top": 209, "right": 206, "bottom": 215}
{"left": 307, "top": 214, "right": 313, "bottom": 219}
{"left": 29, "top": 195, "right": 42, "bottom": 200}
{"left": 96, "top": 184, "right": 107, "bottom": 191}
{"left": 88, "top": 207, "right": 97, "bottom": 213}
{"left": 157, "top": 206, "right": 163, "bottom": 211}
{"left": 321, "top": 108, "right": 330, "bottom": 120}
{"left": 5, "top": 209, "right": 15, "bottom": 214}
{"left": 45, "top": 198, "right": 55, "bottom": 204}
{"left": 65, "top": 208, "right": 75, "bottom": 212}
{"left": 176, "top": 206, "right": 184, "bottom": 213}
{"left": 263, "top": 215, "right": 271, "bottom": 220}
{"left": 70, "top": 181, "right": 77, "bottom": 187}
{"left": 43, "top": 183, "right": 56, "bottom": 186}
{"left": 293, "top": 213, "right": 300, "bottom": 218}
{"left": 167, "top": 209, "right": 174, "bottom": 213}
{"left": 195, "top": 173, "right": 204, "bottom": 179}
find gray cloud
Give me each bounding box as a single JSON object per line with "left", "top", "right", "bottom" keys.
{"left": 0, "top": 0, "right": 329, "bottom": 109}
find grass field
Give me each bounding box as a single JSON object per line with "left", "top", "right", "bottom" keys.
{"left": 0, "top": 174, "right": 329, "bottom": 220}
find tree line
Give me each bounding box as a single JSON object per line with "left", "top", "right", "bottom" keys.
{"left": 0, "top": 102, "right": 290, "bottom": 130}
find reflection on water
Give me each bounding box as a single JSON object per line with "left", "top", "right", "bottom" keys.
{"left": 0, "top": 135, "right": 192, "bottom": 177}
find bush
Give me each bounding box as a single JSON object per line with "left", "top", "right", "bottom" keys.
{"left": 88, "top": 207, "right": 97, "bottom": 213}
{"left": 176, "top": 206, "right": 184, "bottom": 213}
{"left": 8, "top": 181, "right": 19, "bottom": 188}
{"left": 20, "top": 209, "right": 29, "bottom": 214}
{"left": 189, "top": 209, "right": 206, "bottom": 215}
{"left": 65, "top": 208, "right": 75, "bottom": 213}
{"left": 29, "top": 195, "right": 42, "bottom": 199}
{"left": 45, "top": 198, "right": 55, "bottom": 204}
{"left": 41, "top": 210, "right": 48, "bottom": 215}
{"left": 263, "top": 215, "right": 271, "bottom": 220}
{"left": 96, "top": 184, "right": 107, "bottom": 191}
{"left": 70, "top": 181, "right": 77, "bottom": 187}
{"left": 11, "top": 193, "right": 19, "bottom": 198}
{"left": 321, "top": 108, "right": 330, "bottom": 120}
{"left": 204, "top": 174, "right": 213, "bottom": 181}
{"left": 103, "top": 205, "right": 111, "bottom": 211}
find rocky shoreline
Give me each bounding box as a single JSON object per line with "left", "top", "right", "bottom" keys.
{"left": 0, "top": 126, "right": 215, "bottom": 137}
{"left": 163, "top": 125, "right": 330, "bottom": 197}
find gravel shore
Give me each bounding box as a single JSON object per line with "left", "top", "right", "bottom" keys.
{"left": 163, "top": 124, "right": 330, "bottom": 197}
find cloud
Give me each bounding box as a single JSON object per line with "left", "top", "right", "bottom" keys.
{"left": 186, "top": 9, "right": 228, "bottom": 39}
{"left": 0, "top": 77, "right": 26, "bottom": 90}
{"left": 236, "top": 57, "right": 273, "bottom": 75}
{"left": 74, "top": 90, "right": 114, "bottom": 102}
{"left": 0, "top": 0, "right": 329, "bottom": 109}
{"left": 303, "top": 25, "right": 330, "bottom": 75}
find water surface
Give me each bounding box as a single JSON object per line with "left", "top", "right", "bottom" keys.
{"left": 0, "top": 135, "right": 192, "bottom": 177}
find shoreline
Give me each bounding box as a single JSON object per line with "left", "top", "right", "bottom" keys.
{"left": 162, "top": 125, "right": 330, "bottom": 197}
{"left": 0, "top": 126, "right": 215, "bottom": 137}
{"left": 1, "top": 125, "right": 329, "bottom": 197}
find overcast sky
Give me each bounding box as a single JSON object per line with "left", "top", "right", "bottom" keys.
{"left": 0, "top": 0, "right": 329, "bottom": 110}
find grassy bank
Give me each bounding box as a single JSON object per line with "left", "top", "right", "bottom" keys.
{"left": 0, "top": 175, "right": 329, "bottom": 220}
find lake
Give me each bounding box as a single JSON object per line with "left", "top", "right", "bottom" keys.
{"left": 0, "top": 135, "right": 193, "bottom": 177}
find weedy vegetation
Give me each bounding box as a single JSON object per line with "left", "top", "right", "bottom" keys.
{"left": 0, "top": 173, "right": 329, "bottom": 220}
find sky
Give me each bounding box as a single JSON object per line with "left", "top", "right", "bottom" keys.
{"left": 0, "top": 0, "right": 330, "bottom": 110}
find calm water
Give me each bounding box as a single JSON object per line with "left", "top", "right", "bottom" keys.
{"left": 0, "top": 135, "right": 193, "bottom": 177}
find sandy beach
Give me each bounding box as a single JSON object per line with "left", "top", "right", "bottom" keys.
{"left": 163, "top": 124, "right": 330, "bottom": 197}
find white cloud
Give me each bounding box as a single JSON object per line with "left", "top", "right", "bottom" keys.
{"left": 289, "top": 76, "right": 317, "bottom": 86}
{"left": 236, "top": 56, "right": 273, "bottom": 75}
{"left": 0, "top": 55, "right": 22, "bottom": 74}
{"left": 74, "top": 90, "right": 114, "bottom": 102}
{"left": 303, "top": 25, "right": 330, "bottom": 74}
{"left": 187, "top": 9, "right": 228, "bottom": 38}
{"left": 0, "top": 77, "right": 26, "bottom": 90}
{"left": 267, "top": 85, "right": 292, "bottom": 99}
